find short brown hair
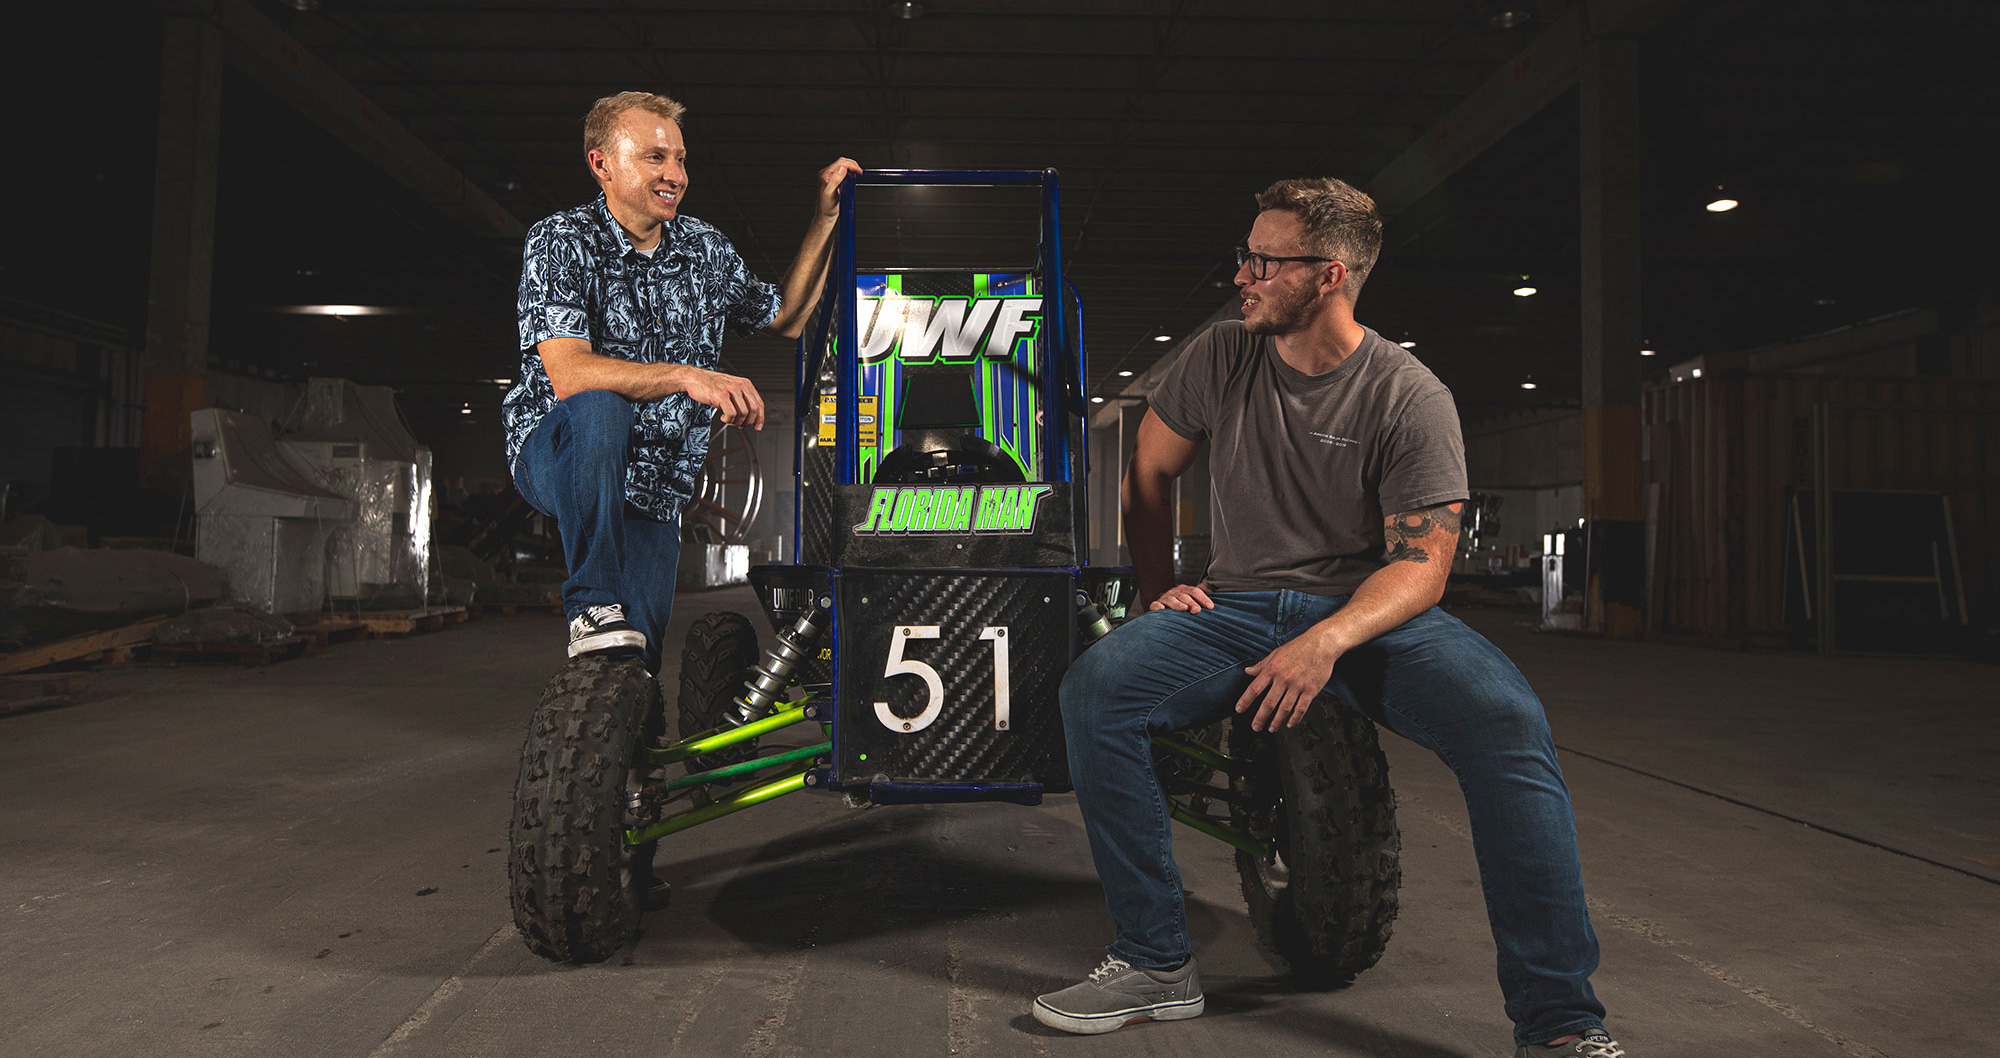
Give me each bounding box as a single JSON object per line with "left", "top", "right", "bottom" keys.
{"left": 583, "top": 91, "right": 686, "bottom": 154}
{"left": 1254, "top": 177, "right": 1383, "bottom": 302}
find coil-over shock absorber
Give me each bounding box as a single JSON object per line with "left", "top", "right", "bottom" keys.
{"left": 726, "top": 596, "right": 830, "bottom": 726}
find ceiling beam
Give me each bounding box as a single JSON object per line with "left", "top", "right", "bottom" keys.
{"left": 1367, "top": 0, "right": 1685, "bottom": 220}
{"left": 167, "top": 0, "right": 525, "bottom": 240}
{"left": 1091, "top": 0, "right": 1688, "bottom": 426}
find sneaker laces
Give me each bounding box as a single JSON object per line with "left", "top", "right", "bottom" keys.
{"left": 1574, "top": 1037, "right": 1623, "bottom": 1058}
{"left": 582, "top": 604, "right": 626, "bottom": 625}
{"left": 1086, "top": 956, "right": 1133, "bottom": 983}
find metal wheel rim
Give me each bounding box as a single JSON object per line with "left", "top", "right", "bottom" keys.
{"left": 691, "top": 424, "right": 763, "bottom": 544}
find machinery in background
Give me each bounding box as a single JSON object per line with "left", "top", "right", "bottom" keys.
{"left": 280, "top": 379, "right": 434, "bottom": 609}
{"left": 189, "top": 408, "right": 351, "bottom": 614}
{"left": 190, "top": 378, "right": 432, "bottom": 615}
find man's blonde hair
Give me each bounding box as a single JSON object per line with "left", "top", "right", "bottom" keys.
{"left": 1254, "top": 177, "right": 1383, "bottom": 302}
{"left": 584, "top": 91, "right": 686, "bottom": 154}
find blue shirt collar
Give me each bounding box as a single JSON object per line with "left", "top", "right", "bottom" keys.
{"left": 591, "top": 192, "right": 680, "bottom": 259}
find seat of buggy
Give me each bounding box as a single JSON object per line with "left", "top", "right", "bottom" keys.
{"left": 871, "top": 368, "right": 1026, "bottom": 485}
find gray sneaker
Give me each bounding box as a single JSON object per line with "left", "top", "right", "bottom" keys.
{"left": 1516, "top": 1030, "right": 1625, "bottom": 1057}
{"left": 1032, "top": 954, "right": 1204, "bottom": 1034}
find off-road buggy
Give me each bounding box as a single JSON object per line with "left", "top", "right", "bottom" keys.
{"left": 507, "top": 170, "right": 1400, "bottom": 981}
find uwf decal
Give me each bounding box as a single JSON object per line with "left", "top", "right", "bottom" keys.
{"left": 854, "top": 485, "right": 1053, "bottom": 535}
{"left": 858, "top": 295, "right": 1042, "bottom": 364}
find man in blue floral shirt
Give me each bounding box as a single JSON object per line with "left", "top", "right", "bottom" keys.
{"left": 505, "top": 90, "right": 858, "bottom": 668}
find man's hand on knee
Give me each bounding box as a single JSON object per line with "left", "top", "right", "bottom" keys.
{"left": 1148, "top": 581, "right": 1214, "bottom": 612}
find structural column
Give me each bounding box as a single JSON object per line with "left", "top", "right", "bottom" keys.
{"left": 142, "top": 14, "right": 225, "bottom": 472}
{"left": 1579, "top": 37, "right": 1646, "bottom": 637}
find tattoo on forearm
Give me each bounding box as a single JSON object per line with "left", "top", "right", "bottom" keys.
{"left": 1382, "top": 502, "right": 1464, "bottom": 564}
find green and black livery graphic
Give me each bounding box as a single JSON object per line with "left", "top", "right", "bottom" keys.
{"left": 853, "top": 484, "right": 1054, "bottom": 536}
{"left": 851, "top": 272, "right": 1045, "bottom": 484}
{"left": 829, "top": 483, "right": 1074, "bottom": 568}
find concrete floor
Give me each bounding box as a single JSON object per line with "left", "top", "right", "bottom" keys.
{"left": 3, "top": 589, "right": 1995, "bottom": 1058}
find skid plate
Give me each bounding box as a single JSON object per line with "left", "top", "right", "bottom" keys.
{"left": 833, "top": 568, "right": 1073, "bottom": 790}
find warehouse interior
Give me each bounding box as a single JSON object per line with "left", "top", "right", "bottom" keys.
{"left": 3, "top": 2, "right": 1996, "bottom": 1056}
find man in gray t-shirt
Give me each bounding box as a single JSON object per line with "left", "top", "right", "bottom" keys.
{"left": 1033, "top": 178, "right": 1623, "bottom": 1058}
{"left": 1148, "top": 319, "right": 1466, "bottom": 596}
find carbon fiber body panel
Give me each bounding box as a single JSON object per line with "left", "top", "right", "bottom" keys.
{"left": 833, "top": 569, "right": 1073, "bottom": 790}
{"left": 800, "top": 427, "right": 838, "bottom": 565}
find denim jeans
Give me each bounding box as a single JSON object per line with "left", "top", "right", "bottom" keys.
{"left": 510, "top": 389, "right": 682, "bottom": 673}
{"left": 1060, "top": 591, "right": 1605, "bottom": 1046}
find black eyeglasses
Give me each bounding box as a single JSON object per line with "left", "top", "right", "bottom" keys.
{"left": 1234, "top": 244, "right": 1335, "bottom": 280}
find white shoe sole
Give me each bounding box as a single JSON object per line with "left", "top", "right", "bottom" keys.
{"left": 1031, "top": 996, "right": 1204, "bottom": 1035}
{"left": 568, "top": 629, "right": 648, "bottom": 658}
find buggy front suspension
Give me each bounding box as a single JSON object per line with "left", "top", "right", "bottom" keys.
{"left": 626, "top": 700, "right": 829, "bottom": 846}
{"left": 1151, "top": 731, "right": 1275, "bottom": 861}
{"left": 622, "top": 707, "right": 1273, "bottom": 858}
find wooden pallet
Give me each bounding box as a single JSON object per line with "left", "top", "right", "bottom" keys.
{"left": 292, "top": 623, "right": 369, "bottom": 648}
{"left": 150, "top": 636, "right": 314, "bottom": 667}
{"left": 323, "top": 606, "right": 470, "bottom": 637}
{"left": 0, "top": 617, "right": 170, "bottom": 676}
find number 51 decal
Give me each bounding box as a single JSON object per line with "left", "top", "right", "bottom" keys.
{"left": 875, "top": 625, "right": 1011, "bottom": 733}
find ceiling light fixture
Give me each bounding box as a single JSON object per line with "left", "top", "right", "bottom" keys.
{"left": 1639, "top": 338, "right": 1655, "bottom": 357}
{"left": 1487, "top": 7, "right": 1534, "bottom": 30}
{"left": 1153, "top": 334, "right": 1172, "bottom": 342}
{"left": 1705, "top": 184, "right": 1738, "bottom": 212}
{"left": 1398, "top": 340, "right": 1417, "bottom": 349}
{"left": 277, "top": 304, "right": 393, "bottom": 316}
{"left": 1520, "top": 376, "right": 1537, "bottom": 391}
{"left": 1691, "top": 368, "right": 1703, "bottom": 378}
{"left": 1639, "top": 347, "right": 1656, "bottom": 357}
{"left": 889, "top": 0, "right": 925, "bottom": 18}
{"left": 1090, "top": 396, "right": 1106, "bottom": 404}
{"left": 1117, "top": 369, "right": 1134, "bottom": 377}
{"left": 1512, "top": 281, "right": 1538, "bottom": 297}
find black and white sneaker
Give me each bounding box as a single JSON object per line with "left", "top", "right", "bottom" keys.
{"left": 567, "top": 604, "right": 647, "bottom": 658}
{"left": 1516, "top": 1030, "right": 1625, "bottom": 1057}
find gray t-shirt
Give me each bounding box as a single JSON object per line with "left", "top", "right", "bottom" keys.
{"left": 1147, "top": 321, "right": 1467, "bottom": 596}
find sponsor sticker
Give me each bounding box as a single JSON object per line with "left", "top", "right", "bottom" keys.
{"left": 859, "top": 395, "right": 878, "bottom": 447}
{"left": 858, "top": 295, "right": 1043, "bottom": 364}
{"left": 852, "top": 484, "right": 1054, "bottom": 535}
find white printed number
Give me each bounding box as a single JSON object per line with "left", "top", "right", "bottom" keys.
{"left": 875, "top": 625, "right": 1012, "bottom": 734}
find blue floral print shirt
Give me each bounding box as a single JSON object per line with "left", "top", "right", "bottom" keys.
{"left": 505, "top": 194, "right": 780, "bottom": 523}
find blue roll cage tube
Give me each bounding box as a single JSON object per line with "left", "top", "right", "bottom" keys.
{"left": 792, "top": 169, "right": 1088, "bottom": 560}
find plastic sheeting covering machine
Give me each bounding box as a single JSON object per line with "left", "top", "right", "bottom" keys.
{"left": 279, "top": 378, "right": 434, "bottom": 608}
{"left": 190, "top": 408, "right": 351, "bottom": 614}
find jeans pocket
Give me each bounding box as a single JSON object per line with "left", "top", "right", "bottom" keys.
{"left": 511, "top": 455, "right": 542, "bottom": 514}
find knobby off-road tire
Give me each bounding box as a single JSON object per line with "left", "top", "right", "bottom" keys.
{"left": 509, "top": 654, "right": 664, "bottom": 962}
{"left": 676, "top": 612, "right": 762, "bottom": 772}
{"left": 1229, "top": 695, "right": 1401, "bottom": 986}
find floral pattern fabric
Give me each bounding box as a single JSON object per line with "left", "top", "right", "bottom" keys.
{"left": 505, "top": 194, "right": 780, "bottom": 523}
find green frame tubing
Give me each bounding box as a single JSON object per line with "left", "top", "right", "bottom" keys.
{"left": 627, "top": 700, "right": 825, "bottom": 846}
{"left": 618, "top": 702, "right": 1275, "bottom": 860}
{"left": 1150, "top": 732, "right": 1275, "bottom": 862}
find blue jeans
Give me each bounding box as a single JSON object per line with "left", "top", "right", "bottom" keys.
{"left": 1060, "top": 591, "right": 1605, "bottom": 1046}
{"left": 510, "top": 389, "right": 682, "bottom": 673}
